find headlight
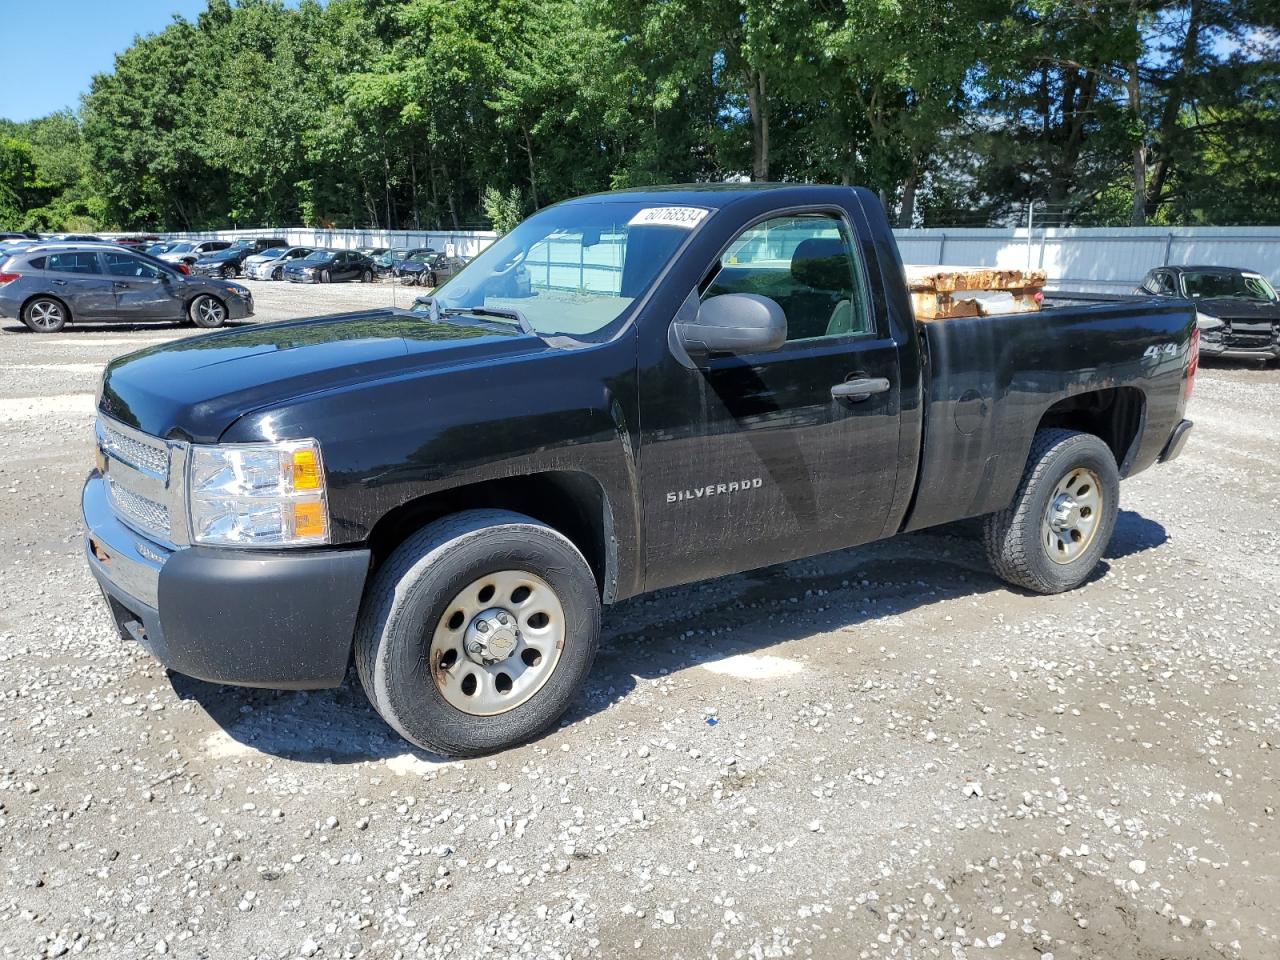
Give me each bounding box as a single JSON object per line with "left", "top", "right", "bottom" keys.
{"left": 187, "top": 439, "right": 329, "bottom": 547}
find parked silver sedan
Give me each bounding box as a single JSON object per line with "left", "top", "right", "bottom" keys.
{"left": 245, "top": 245, "right": 314, "bottom": 281}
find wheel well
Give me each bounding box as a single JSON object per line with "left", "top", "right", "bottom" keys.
{"left": 21, "top": 292, "right": 72, "bottom": 322}
{"left": 365, "top": 471, "right": 615, "bottom": 600}
{"left": 1036, "top": 387, "right": 1146, "bottom": 474}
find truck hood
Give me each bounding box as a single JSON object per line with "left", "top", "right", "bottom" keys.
{"left": 98, "top": 310, "right": 528, "bottom": 442}
{"left": 1192, "top": 297, "right": 1280, "bottom": 321}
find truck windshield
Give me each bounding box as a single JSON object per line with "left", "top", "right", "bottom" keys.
{"left": 1181, "top": 271, "right": 1278, "bottom": 302}
{"left": 431, "top": 201, "right": 709, "bottom": 338}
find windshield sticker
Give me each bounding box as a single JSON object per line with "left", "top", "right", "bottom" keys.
{"left": 628, "top": 206, "right": 709, "bottom": 229}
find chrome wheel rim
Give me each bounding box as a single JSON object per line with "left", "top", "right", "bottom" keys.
{"left": 1043, "top": 467, "right": 1102, "bottom": 564}
{"left": 196, "top": 297, "right": 225, "bottom": 325}
{"left": 430, "top": 570, "right": 565, "bottom": 716}
{"left": 28, "top": 301, "right": 63, "bottom": 330}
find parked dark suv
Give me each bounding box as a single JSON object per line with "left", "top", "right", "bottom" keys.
{"left": 396, "top": 249, "right": 465, "bottom": 287}
{"left": 0, "top": 244, "right": 254, "bottom": 332}
{"left": 191, "top": 237, "right": 289, "bottom": 279}
{"left": 283, "top": 249, "right": 375, "bottom": 283}
{"left": 1137, "top": 265, "right": 1280, "bottom": 361}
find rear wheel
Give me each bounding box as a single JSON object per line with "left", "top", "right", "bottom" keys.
{"left": 983, "top": 429, "right": 1119, "bottom": 594}
{"left": 23, "top": 296, "right": 67, "bottom": 333}
{"left": 354, "top": 509, "right": 601, "bottom": 757}
{"left": 188, "top": 294, "right": 228, "bottom": 329}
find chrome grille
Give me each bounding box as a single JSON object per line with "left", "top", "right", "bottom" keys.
{"left": 106, "top": 476, "right": 171, "bottom": 540}
{"left": 94, "top": 414, "right": 190, "bottom": 547}
{"left": 99, "top": 419, "right": 169, "bottom": 479}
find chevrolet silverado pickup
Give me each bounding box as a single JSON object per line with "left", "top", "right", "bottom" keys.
{"left": 83, "top": 184, "right": 1197, "bottom": 756}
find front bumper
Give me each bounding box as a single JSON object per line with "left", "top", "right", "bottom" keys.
{"left": 226, "top": 290, "right": 254, "bottom": 320}
{"left": 83, "top": 474, "right": 369, "bottom": 689}
{"left": 1199, "top": 339, "right": 1280, "bottom": 359}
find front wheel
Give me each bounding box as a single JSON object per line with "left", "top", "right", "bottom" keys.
{"left": 221, "top": 265, "right": 236, "bottom": 279}
{"left": 189, "top": 294, "right": 228, "bottom": 329}
{"left": 983, "top": 428, "right": 1119, "bottom": 594}
{"left": 272, "top": 267, "right": 282, "bottom": 281}
{"left": 319, "top": 269, "right": 331, "bottom": 284}
{"left": 355, "top": 509, "right": 601, "bottom": 757}
{"left": 361, "top": 268, "right": 373, "bottom": 283}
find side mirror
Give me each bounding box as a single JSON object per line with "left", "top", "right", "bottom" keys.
{"left": 672, "top": 293, "right": 787, "bottom": 364}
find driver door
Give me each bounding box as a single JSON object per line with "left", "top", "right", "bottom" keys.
{"left": 102, "top": 251, "right": 178, "bottom": 320}
{"left": 638, "top": 211, "right": 903, "bottom": 591}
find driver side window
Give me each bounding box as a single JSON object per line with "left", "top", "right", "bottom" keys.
{"left": 701, "top": 214, "right": 872, "bottom": 341}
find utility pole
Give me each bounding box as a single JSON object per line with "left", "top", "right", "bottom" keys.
{"left": 1026, "top": 201, "right": 1036, "bottom": 270}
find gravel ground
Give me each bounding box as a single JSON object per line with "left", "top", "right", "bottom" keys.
{"left": 0, "top": 287, "right": 1277, "bottom": 960}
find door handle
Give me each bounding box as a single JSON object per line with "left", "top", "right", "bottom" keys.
{"left": 113, "top": 281, "right": 130, "bottom": 288}
{"left": 831, "top": 377, "right": 891, "bottom": 401}
{"left": 50, "top": 279, "right": 67, "bottom": 286}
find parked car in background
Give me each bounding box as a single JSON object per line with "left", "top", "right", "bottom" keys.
{"left": 114, "top": 234, "right": 162, "bottom": 248}
{"left": 283, "top": 249, "right": 375, "bottom": 283}
{"left": 46, "top": 233, "right": 104, "bottom": 243}
{"left": 0, "top": 238, "right": 41, "bottom": 255}
{"left": 397, "top": 250, "right": 465, "bottom": 287}
{"left": 159, "top": 240, "right": 233, "bottom": 267}
{"left": 191, "top": 237, "right": 289, "bottom": 279}
{"left": 245, "top": 246, "right": 313, "bottom": 280}
{"left": 1138, "top": 265, "right": 1280, "bottom": 361}
{"left": 392, "top": 247, "right": 435, "bottom": 281}
{"left": 370, "top": 247, "right": 407, "bottom": 275}
{"left": 0, "top": 232, "right": 36, "bottom": 243}
{"left": 0, "top": 243, "right": 253, "bottom": 332}
{"left": 144, "top": 241, "right": 176, "bottom": 256}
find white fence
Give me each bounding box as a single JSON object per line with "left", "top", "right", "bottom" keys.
{"left": 116, "top": 227, "right": 499, "bottom": 259}
{"left": 114, "top": 224, "right": 1280, "bottom": 293}
{"left": 892, "top": 225, "right": 1280, "bottom": 293}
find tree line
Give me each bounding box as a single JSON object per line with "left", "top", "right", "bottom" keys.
{"left": 2, "top": 0, "right": 1277, "bottom": 233}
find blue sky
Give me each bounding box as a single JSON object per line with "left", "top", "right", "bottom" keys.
{"left": 0, "top": 0, "right": 209, "bottom": 122}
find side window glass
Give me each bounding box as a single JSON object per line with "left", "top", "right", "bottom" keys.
{"left": 103, "top": 252, "right": 162, "bottom": 278}
{"left": 46, "top": 252, "right": 100, "bottom": 274}
{"left": 702, "top": 213, "right": 872, "bottom": 341}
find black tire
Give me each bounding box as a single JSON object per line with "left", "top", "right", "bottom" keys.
{"left": 221, "top": 265, "right": 236, "bottom": 279}
{"left": 983, "top": 428, "right": 1120, "bottom": 594}
{"left": 354, "top": 509, "right": 601, "bottom": 757}
{"left": 361, "top": 268, "right": 373, "bottom": 283}
{"left": 272, "top": 267, "right": 282, "bottom": 281}
{"left": 427, "top": 272, "right": 438, "bottom": 287}
{"left": 320, "top": 269, "right": 331, "bottom": 284}
{"left": 22, "top": 296, "right": 68, "bottom": 332}
{"left": 188, "top": 294, "right": 228, "bottom": 329}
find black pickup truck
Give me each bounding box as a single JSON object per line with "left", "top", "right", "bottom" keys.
{"left": 83, "top": 184, "right": 1197, "bottom": 756}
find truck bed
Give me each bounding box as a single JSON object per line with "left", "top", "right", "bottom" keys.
{"left": 899, "top": 295, "right": 1195, "bottom": 532}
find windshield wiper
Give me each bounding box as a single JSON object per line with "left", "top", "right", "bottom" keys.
{"left": 442, "top": 306, "right": 536, "bottom": 337}
{"left": 413, "top": 295, "right": 442, "bottom": 322}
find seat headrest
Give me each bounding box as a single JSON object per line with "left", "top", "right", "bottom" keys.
{"left": 790, "top": 237, "right": 850, "bottom": 291}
